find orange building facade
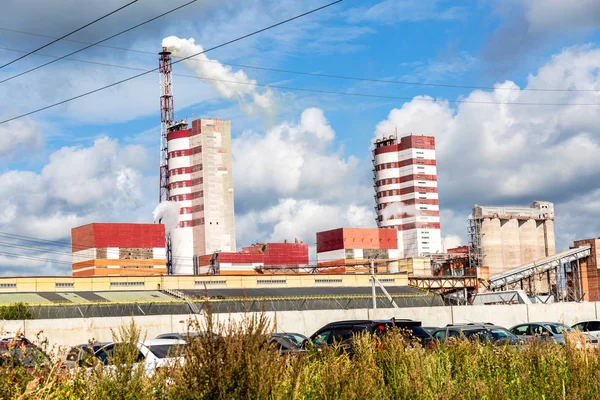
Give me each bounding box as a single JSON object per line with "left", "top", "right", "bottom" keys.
{"left": 71, "top": 223, "right": 166, "bottom": 277}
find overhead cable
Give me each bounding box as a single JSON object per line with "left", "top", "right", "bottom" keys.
{"left": 0, "top": 0, "right": 198, "bottom": 84}
{"left": 1, "top": 25, "right": 598, "bottom": 93}
{"left": 0, "top": 0, "right": 139, "bottom": 70}
{"left": 0, "top": 0, "right": 343, "bottom": 125}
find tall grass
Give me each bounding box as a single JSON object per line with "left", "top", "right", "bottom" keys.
{"left": 4, "top": 313, "right": 600, "bottom": 399}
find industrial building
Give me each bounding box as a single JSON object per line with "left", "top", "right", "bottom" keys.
{"left": 469, "top": 201, "right": 556, "bottom": 275}
{"left": 159, "top": 48, "right": 235, "bottom": 275}
{"left": 316, "top": 228, "right": 399, "bottom": 269}
{"left": 71, "top": 223, "right": 166, "bottom": 276}
{"left": 372, "top": 134, "right": 442, "bottom": 257}
{"left": 196, "top": 241, "right": 309, "bottom": 275}
{"left": 165, "top": 118, "right": 236, "bottom": 274}
{"left": 573, "top": 237, "right": 600, "bottom": 301}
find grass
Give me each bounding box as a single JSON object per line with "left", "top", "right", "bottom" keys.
{"left": 2, "top": 312, "right": 600, "bottom": 399}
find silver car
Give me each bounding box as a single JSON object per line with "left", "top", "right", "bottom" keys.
{"left": 509, "top": 322, "right": 572, "bottom": 344}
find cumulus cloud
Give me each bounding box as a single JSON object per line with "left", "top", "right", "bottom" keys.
{"left": 0, "top": 118, "right": 43, "bottom": 161}
{"left": 0, "top": 137, "right": 156, "bottom": 275}
{"left": 236, "top": 198, "right": 374, "bottom": 260}
{"left": 162, "top": 36, "right": 276, "bottom": 119}
{"left": 374, "top": 45, "right": 600, "bottom": 250}
{"left": 233, "top": 107, "right": 368, "bottom": 212}
{"left": 232, "top": 107, "right": 375, "bottom": 259}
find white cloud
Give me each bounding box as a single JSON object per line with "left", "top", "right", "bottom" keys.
{"left": 0, "top": 118, "right": 43, "bottom": 161}
{"left": 374, "top": 45, "right": 600, "bottom": 250}
{"left": 0, "top": 137, "right": 156, "bottom": 275}
{"left": 233, "top": 107, "right": 368, "bottom": 207}
{"left": 346, "top": 0, "right": 467, "bottom": 24}
{"left": 521, "top": 0, "right": 600, "bottom": 33}
{"left": 233, "top": 107, "right": 375, "bottom": 255}
{"left": 163, "top": 36, "right": 276, "bottom": 119}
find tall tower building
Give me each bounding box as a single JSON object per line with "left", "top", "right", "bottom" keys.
{"left": 372, "top": 134, "right": 442, "bottom": 258}
{"left": 166, "top": 118, "right": 236, "bottom": 274}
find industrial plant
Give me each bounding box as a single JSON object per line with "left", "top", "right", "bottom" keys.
{"left": 60, "top": 44, "right": 600, "bottom": 308}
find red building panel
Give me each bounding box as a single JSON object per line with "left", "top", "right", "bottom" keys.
{"left": 316, "top": 228, "right": 345, "bottom": 253}
{"left": 373, "top": 135, "right": 436, "bottom": 155}
{"left": 377, "top": 229, "right": 398, "bottom": 250}
{"left": 166, "top": 129, "right": 189, "bottom": 141}
{"left": 72, "top": 223, "right": 165, "bottom": 249}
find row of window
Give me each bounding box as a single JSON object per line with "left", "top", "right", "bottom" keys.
{"left": 0, "top": 283, "right": 16, "bottom": 288}
{"left": 315, "top": 279, "right": 343, "bottom": 284}
{"left": 169, "top": 167, "right": 190, "bottom": 176}
{"left": 375, "top": 160, "right": 433, "bottom": 171}
{"left": 257, "top": 280, "right": 287, "bottom": 285}
{"left": 168, "top": 149, "right": 190, "bottom": 158}
{"left": 56, "top": 282, "right": 74, "bottom": 288}
{"left": 195, "top": 280, "right": 226, "bottom": 285}
{"left": 375, "top": 177, "right": 432, "bottom": 186}
{"left": 110, "top": 282, "right": 145, "bottom": 287}
{"left": 377, "top": 190, "right": 430, "bottom": 198}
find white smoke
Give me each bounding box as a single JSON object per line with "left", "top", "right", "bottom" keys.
{"left": 381, "top": 201, "right": 415, "bottom": 221}
{"left": 162, "top": 36, "right": 275, "bottom": 117}
{"left": 152, "top": 201, "right": 181, "bottom": 237}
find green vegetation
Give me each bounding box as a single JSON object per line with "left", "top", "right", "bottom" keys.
{"left": 0, "top": 302, "right": 33, "bottom": 320}
{"left": 3, "top": 313, "right": 600, "bottom": 399}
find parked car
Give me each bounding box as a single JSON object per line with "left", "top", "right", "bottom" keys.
{"left": 156, "top": 332, "right": 220, "bottom": 341}
{"left": 265, "top": 334, "right": 304, "bottom": 354}
{"left": 431, "top": 324, "right": 519, "bottom": 345}
{"left": 509, "top": 322, "right": 573, "bottom": 344}
{"left": 421, "top": 327, "right": 439, "bottom": 335}
{"left": 91, "top": 339, "right": 186, "bottom": 376}
{"left": 64, "top": 342, "right": 110, "bottom": 368}
{"left": 0, "top": 337, "right": 50, "bottom": 368}
{"left": 305, "top": 319, "right": 432, "bottom": 351}
{"left": 271, "top": 332, "right": 307, "bottom": 348}
{"left": 571, "top": 320, "right": 600, "bottom": 344}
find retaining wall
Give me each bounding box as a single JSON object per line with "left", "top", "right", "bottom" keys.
{"left": 1, "top": 302, "right": 599, "bottom": 351}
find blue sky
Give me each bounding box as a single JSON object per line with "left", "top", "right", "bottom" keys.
{"left": 1, "top": 0, "right": 600, "bottom": 275}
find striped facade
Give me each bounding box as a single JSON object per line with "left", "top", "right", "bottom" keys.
{"left": 316, "top": 228, "right": 400, "bottom": 270}
{"left": 71, "top": 223, "right": 166, "bottom": 276}
{"left": 166, "top": 119, "right": 236, "bottom": 274}
{"left": 373, "top": 134, "right": 442, "bottom": 257}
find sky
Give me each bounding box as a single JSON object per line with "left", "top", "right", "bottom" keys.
{"left": 1, "top": 0, "right": 600, "bottom": 275}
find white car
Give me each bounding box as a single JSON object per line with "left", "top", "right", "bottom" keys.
{"left": 572, "top": 320, "right": 600, "bottom": 344}
{"left": 91, "top": 339, "right": 186, "bottom": 376}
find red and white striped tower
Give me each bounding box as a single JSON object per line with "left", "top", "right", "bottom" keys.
{"left": 372, "top": 134, "right": 442, "bottom": 257}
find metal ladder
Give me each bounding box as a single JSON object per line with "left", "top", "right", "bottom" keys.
{"left": 162, "top": 288, "right": 201, "bottom": 314}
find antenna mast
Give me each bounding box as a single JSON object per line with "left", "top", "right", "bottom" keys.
{"left": 159, "top": 47, "right": 174, "bottom": 203}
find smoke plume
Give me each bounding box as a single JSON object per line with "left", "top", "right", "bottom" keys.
{"left": 152, "top": 201, "right": 181, "bottom": 236}
{"left": 381, "top": 201, "right": 415, "bottom": 220}
{"left": 162, "top": 36, "right": 275, "bottom": 118}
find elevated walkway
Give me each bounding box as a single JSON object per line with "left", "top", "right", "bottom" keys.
{"left": 488, "top": 246, "right": 591, "bottom": 290}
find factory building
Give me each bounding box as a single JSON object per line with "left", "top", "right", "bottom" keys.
{"left": 372, "top": 134, "right": 442, "bottom": 258}
{"left": 196, "top": 241, "right": 309, "bottom": 275}
{"left": 316, "top": 228, "right": 400, "bottom": 270}
{"left": 573, "top": 237, "right": 600, "bottom": 301}
{"left": 71, "top": 223, "right": 166, "bottom": 277}
{"left": 166, "top": 118, "right": 236, "bottom": 274}
{"left": 470, "top": 201, "right": 556, "bottom": 275}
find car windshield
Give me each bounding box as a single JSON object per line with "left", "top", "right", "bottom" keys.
{"left": 147, "top": 344, "right": 186, "bottom": 358}
{"left": 543, "top": 324, "right": 571, "bottom": 335}
{"left": 464, "top": 328, "right": 515, "bottom": 342}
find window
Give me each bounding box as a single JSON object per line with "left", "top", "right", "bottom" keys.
{"left": 195, "top": 280, "right": 226, "bottom": 285}
{"left": 148, "top": 344, "right": 187, "bottom": 358}
{"left": 420, "top": 207, "right": 427, "bottom": 210}
{"left": 0, "top": 284, "right": 16, "bottom": 288}
{"left": 433, "top": 330, "right": 446, "bottom": 341}
{"left": 418, "top": 167, "right": 425, "bottom": 170}
{"left": 419, "top": 192, "right": 426, "bottom": 195}
{"left": 387, "top": 163, "right": 391, "bottom": 168}
{"left": 417, "top": 161, "right": 425, "bottom": 165}
{"left": 56, "top": 282, "right": 74, "bottom": 288}
{"left": 510, "top": 325, "right": 529, "bottom": 336}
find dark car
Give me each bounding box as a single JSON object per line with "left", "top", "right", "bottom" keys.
{"left": 265, "top": 334, "right": 304, "bottom": 354}
{"left": 0, "top": 337, "right": 50, "bottom": 368}
{"left": 306, "top": 319, "right": 432, "bottom": 351}
{"left": 271, "top": 332, "right": 307, "bottom": 348}
{"left": 431, "top": 323, "right": 519, "bottom": 345}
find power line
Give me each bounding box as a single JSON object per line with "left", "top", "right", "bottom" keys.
{"left": 0, "top": 0, "right": 139, "bottom": 70}
{"left": 0, "top": 250, "right": 73, "bottom": 266}
{"left": 1, "top": 25, "right": 598, "bottom": 93}
{"left": 0, "top": 0, "right": 343, "bottom": 126}
{"left": 0, "top": 0, "right": 198, "bottom": 84}
{"left": 1, "top": 44, "right": 600, "bottom": 113}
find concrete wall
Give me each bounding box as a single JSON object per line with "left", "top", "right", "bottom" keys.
{"left": 4, "top": 302, "right": 600, "bottom": 354}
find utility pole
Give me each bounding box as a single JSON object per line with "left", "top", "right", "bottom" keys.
{"left": 370, "top": 259, "right": 377, "bottom": 309}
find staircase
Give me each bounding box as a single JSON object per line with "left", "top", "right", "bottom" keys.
{"left": 161, "top": 288, "right": 201, "bottom": 314}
